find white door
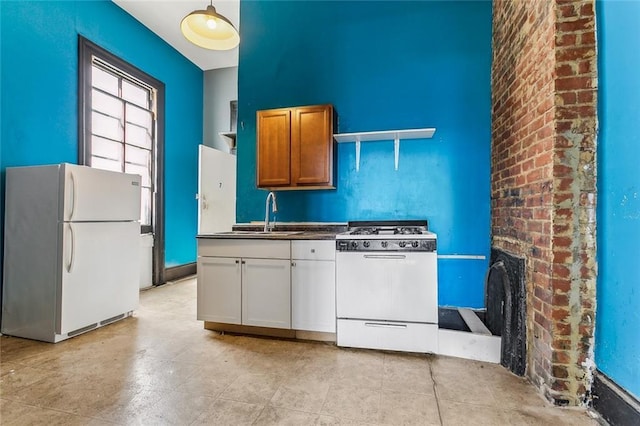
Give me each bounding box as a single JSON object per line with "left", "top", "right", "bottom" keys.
{"left": 197, "top": 256, "right": 242, "bottom": 324}
{"left": 58, "top": 221, "right": 139, "bottom": 335}
{"left": 292, "top": 260, "right": 336, "bottom": 332}
{"left": 242, "top": 258, "right": 291, "bottom": 329}
{"left": 198, "top": 145, "right": 236, "bottom": 234}
{"left": 62, "top": 164, "right": 141, "bottom": 222}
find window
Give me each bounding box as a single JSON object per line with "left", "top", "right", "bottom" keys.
{"left": 89, "top": 60, "right": 155, "bottom": 229}
{"left": 78, "top": 36, "right": 165, "bottom": 284}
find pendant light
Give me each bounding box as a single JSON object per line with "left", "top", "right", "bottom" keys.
{"left": 180, "top": 1, "right": 239, "bottom": 50}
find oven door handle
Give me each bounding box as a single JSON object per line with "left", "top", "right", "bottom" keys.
{"left": 364, "top": 322, "right": 408, "bottom": 329}
{"left": 363, "top": 254, "right": 407, "bottom": 260}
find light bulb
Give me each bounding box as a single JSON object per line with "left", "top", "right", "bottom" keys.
{"left": 206, "top": 18, "right": 217, "bottom": 30}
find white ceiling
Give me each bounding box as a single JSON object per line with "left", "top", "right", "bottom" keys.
{"left": 113, "top": 0, "right": 240, "bottom": 71}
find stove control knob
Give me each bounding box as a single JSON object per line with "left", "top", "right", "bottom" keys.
{"left": 399, "top": 241, "right": 407, "bottom": 248}
{"left": 412, "top": 241, "right": 419, "bottom": 248}
{"left": 381, "top": 241, "right": 388, "bottom": 248}
{"left": 363, "top": 241, "right": 370, "bottom": 248}
{"left": 350, "top": 241, "right": 358, "bottom": 249}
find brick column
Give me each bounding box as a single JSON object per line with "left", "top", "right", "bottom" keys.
{"left": 551, "top": 0, "right": 597, "bottom": 405}
{"left": 491, "top": 0, "right": 597, "bottom": 406}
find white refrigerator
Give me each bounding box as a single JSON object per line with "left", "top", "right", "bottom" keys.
{"left": 2, "top": 163, "right": 141, "bottom": 343}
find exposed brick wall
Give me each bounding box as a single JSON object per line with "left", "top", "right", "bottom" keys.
{"left": 551, "top": 0, "right": 597, "bottom": 405}
{"left": 491, "top": 0, "right": 557, "bottom": 401}
{"left": 491, "top": 0, "right": 597, "bottom": 406}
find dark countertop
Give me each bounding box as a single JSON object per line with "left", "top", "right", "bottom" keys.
{"left": 197, "top": 222, "right": 347, "bottom": 240}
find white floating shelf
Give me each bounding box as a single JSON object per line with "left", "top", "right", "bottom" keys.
{"left": 334, "top": 128, "right": 436, "bottom": 143}
{"left": 218, "top": 132, "right": 237, "bottom": 150}
{"left": 333, "top": 127, "right": 436, "bottom": 171}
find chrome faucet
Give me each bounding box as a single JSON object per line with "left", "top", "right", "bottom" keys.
{"left": 264, "top": 191, "right": 278, "bottom": 232}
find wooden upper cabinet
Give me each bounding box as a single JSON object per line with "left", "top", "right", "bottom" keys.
{"left": 257, "top": 109, "right": 291, "bottom": 187}
{"left": 256, "top": 105, "right": 335, "bottom": 190}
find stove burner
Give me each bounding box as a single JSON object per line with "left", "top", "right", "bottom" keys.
{"left": 351, "top": 227, "right": 379, "bottom": 235}
{"left": 394, "top": 227, "right": 424, "bottom": 235}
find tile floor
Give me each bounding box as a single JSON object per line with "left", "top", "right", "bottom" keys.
{"left": 1, "top": 278, "right": 602, "bottom": 425}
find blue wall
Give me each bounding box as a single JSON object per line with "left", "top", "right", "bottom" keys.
{"left": 595, "top": 0, "right": 640, "bottom": 399}
{"left": 237, "top": 0, "right": 493, "bottom": 308}
{"left": 0, "top": 1, "right": 203, "bottom": 268}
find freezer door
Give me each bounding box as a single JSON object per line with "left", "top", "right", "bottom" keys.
{"left": 61, "top": 164, "right": 141, "bottom": 222}
{"left": 58, "top": 221, "right": 139, "bottom": 335}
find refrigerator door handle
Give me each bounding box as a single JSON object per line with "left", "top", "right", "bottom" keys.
{"left": 68, "top": 171, "right": 76, "bottom": 221}
{"left": 66, "top": 224, "right": 75, "bottom": 273}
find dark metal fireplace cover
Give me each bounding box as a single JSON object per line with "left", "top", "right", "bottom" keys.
{"left": 485, "top": 261, "right": 507, "bottom": 336}
{"left": 487, "top": 248, "right": 527, "bottom": 376}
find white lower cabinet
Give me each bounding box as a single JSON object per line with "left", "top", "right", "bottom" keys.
{"left": 242, "top": 258, "right": 291, "bottom": 329}
{"left": 291, "top": 241, "right": 336, "bottom": 333}
{"left": 197, "top": 256, "right": 242, "bottom": 324}
{"left": 197, "top": 239, "right": 291, "bottom": 329}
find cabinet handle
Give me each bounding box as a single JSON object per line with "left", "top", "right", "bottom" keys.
{"left": 291, "top": 262, "right": 296, "bottom": 267}
{"left": 235, "top": 259, "right": 240, "bottom": 264}
{"left": 310, "top": 249, "right": 315, "bottom": 253}
{"left": 241, "top": 260, "right": 246, "bottom": 264}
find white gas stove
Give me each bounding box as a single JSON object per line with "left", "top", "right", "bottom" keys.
{"left": 335, "top": 220, "right": 439, "bottom": 353}
{"left": 336, "top": 220, "right": 437, "bottom": 251}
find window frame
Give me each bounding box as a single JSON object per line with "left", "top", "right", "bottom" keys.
{"left": 78, "top": 35, "right": 165, "bottom": 285}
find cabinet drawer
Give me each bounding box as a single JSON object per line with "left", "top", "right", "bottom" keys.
{"left": 291, "top": 240, "right": 335, "bottom": 261}
{"left": 337, "top": 319, "right": 438, "bottom": 353}
{"left": 198, "top": 239, "right": 290, "bottom": 259}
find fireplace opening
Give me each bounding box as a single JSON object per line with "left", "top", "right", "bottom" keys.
{"left": 487, "top": 248, "right": 526, "bottom": 376}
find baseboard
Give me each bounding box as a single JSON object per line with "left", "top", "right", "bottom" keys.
{"left": 203, "top": 322, "right": 337, "bottom": 343}
{"left": 593, "top": 370, "right": 640, "bottom": 426}
{"left": 164, "top": 262, "right": 196, "bottom": 283}
{"left": 204, "top": 322, "right": 296, "bottom": 339}
{"left": 295, "top": 330, "right": 336, "bottom": 342}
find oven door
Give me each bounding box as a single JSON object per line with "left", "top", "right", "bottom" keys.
{"left": 336, "top": 251, "right": 438, "bottom": 324}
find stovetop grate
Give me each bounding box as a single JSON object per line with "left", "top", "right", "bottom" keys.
{"left": 347, "top": 220, "right": 428, "bottom": 230}
{"left": 346, "top": 220, "right": 429, "bottom": 236}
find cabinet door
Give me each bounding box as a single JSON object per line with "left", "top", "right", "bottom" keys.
{"left": 292, "top": 260, "right": 336, "bottom": 333}
{"left": 291, "top": 105, "right": 333, "bottom": 186}
{"left": 257, "top": 109, "right": 291, "bottom": 187}
{"left": 242, "top": 258, "right": 291, "bottom": 329}
{"left": 197, "top": 257, "right": 242, "bottom": 324}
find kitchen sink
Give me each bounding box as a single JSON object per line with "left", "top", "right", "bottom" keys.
{"left": 215, "top": 230, "right": 303, "bottom": 236}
